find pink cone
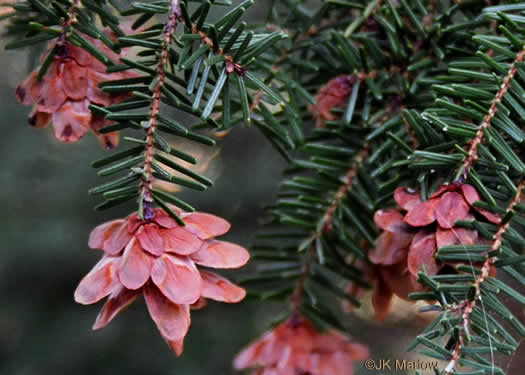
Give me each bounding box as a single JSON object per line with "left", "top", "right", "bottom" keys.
{"left": 16, "top": 30, "right": 139, "bottom": 149}
{"left": 234, "top": 316, "right": 369, "bottom": 375}
{"left": 369, "top": 183, "right": 501, "bottom": 320}
{"left": 75, "top": 205, "right": 249, "bottom": 356}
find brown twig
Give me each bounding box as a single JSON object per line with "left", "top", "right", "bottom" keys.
{"left": 401, "top": 110, "right": 420, "bottom": 149}
{"left": 323, "top": 145, "right": 371, "bottom": 232}
{"left": 190, "top": 24, "right": 246, "bottom": 75}
{"left": 250, "top": 90, "right": 264, "bottom": 111}
{"left": 444, "top": 179, "right": 525, "bottom": 374}
{"left": 61, "top": 0, "right": 81, "bottom": 31}
{"left": 140, "top": 0, "right": 181, "bottom": 219}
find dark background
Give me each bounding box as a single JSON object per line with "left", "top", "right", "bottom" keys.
{"left": 1, "top": 1, "right": 523, "bottom": 374}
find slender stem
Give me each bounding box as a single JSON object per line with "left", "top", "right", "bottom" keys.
{"left": 62, "top": 0, "right": 81, "bottom": 31}
{"left": 140, "top": 0, "right": 181, "bottom": 219}
{"left": 322, "top": 145, "right": 371, "bottom": 232}
{"left": 401, "top": 111, "right": 419, "bottom": 148}
{"left": 459, "top": 44, "right": 525, "bottom": 180}
{"left": 189, "top": 24, "right": 246, "bottom": 75}
{"left": 54, "top": 0, "right": 81, "bottom": 46}
{"left": 291, "top": 250, "right": 312, "bottom": 314}
{"left": 444, "top": 179, "right": 525, "bottom": 374}
{"left": 249, "top": 90, "right": 264, "bottom": 111}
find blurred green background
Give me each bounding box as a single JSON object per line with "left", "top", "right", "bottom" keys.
{"left": 1, "top": 1, "right": 524, "bottom": 374}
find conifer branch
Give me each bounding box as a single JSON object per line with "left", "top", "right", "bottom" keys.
{"left": 460, "top": 44, "right": 525, "bottom": 179}
{"left": 290, "top": 144, "right": 371, "bottom": 314}
{"left": 444, "top": 179, "right": 525, "bottom": 375}
{"left": 80, "top": 0, "right": 289, "bottom": 216}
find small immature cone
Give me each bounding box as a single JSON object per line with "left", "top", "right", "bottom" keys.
{"left": 369, "top": 183, "right": 500, "bottom": 321}
{"left": 16, "top": 31, "right": 139, "bottom": 149}
{"left": 309, "top": 75, "right": 357, "bottom": 127}
{"left": 74, "top": 206, "right": 249, "bottom": 356}
{"left": 234, "top": 315, "right": 369, "bottom": 375}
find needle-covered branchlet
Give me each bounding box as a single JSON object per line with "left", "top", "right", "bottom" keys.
{"left": 291, "top": 143, "right": 371, "bottom": 314}
{"left": 444, "top": 180, "right": 525, "bottom": 374}
{"left": 140, "top": 0, "right": 183, "bottom": 218}
{"left": 460, "top": 45, "right": 525, "bottom": 179}
{"left": 139, "top": 0, "right": 248, "bottom": 217}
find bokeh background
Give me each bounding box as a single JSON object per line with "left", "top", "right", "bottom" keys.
{"left": 1, "top": 1, "right": 524, "bottom": 374}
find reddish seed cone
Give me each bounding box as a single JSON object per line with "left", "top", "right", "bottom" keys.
{"left": 16, "top": 31, "right": 138, "bottom": 149}
{"left": 369, "top": 183, "right": 500, "bottom": 321}
{"left": 74, "top": 206, "right": 249, "bottom": 355}
{"left": 309, "top": 75, "right": 357, "bottom": 127}
{"left": 234, "top": 316, "right": 369, "bottom": 375}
